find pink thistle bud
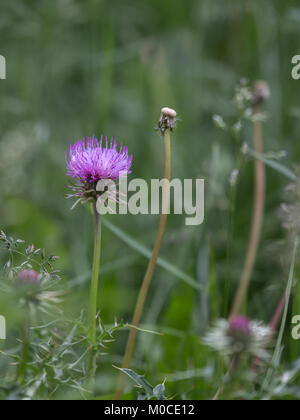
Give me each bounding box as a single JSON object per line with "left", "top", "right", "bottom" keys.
{"left": 226, "top": 315, "right": 253, "bottom": 353}
{"left": 229, "top": 315, "right": 251, "bottom": 335}
{"left": 227, "top": 316, "right": 252, "bottom": 350}
{"left": 17, "top": 270, "right": 40, "bottom": 285}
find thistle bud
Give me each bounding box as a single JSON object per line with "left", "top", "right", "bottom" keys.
{"left": 17, "top": 269, "right": 40, "bottom": 285}
{"left": 228, "top": 315, "right": 251, "bottom": 335}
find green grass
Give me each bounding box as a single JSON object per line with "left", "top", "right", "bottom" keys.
{"left": 1, "top": 0, "right": 300, "bottom": 400}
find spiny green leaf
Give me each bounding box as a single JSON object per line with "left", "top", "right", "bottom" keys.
{"left": 153, "top": 383, "right": 166, "bottom": 400}
{"left": 114, "top": 367, "right": 153, "bottom": 398}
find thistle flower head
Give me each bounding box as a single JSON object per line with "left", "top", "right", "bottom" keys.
{"left": 65, "top": 136, "right": 133, "bottom": 208}
{"left": 203, "top": 317, "right": 271, "bottom": 358}
{"left": 14, "top": 269, "right": 64, "bottom": 315}
{"left": 66, "top": 136, "right": 132, "bottom": 183}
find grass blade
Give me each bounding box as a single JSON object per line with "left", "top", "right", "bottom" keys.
{"left": 262, "top": 235, "right": 299, "bottom": 392}
{"left": 246, "top": 148, "right": 296, "bottom": 181}
{"left": 103, "top": 219, "right": 202, "bottom": 291}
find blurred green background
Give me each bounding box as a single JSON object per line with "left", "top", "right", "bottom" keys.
{"left": 1, "top": 0, "right": 300, "bottom": 399}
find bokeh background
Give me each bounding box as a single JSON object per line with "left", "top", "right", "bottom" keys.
{"left": 1, "top": 0, "right": 300, "bottom": 399}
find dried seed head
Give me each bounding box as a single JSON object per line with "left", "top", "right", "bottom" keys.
{"left": 158, "top": 107, "right": 177, "bottom": 135}
{"left": 161, "top": 107, "right": 177, "bottom": 118}
{"left": 253, "top": 81, "right": 270, "bottom": 106}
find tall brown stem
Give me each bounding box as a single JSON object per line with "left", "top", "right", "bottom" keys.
{"left": 114, "top": 125, "right": 172, "bottom": 399}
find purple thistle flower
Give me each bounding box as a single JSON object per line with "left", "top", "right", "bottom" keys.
{"left": 66, "top": 136, "right": 133, "bottom": 184}
{"left": 65, "top": 136, "right": 133, "bottom": 209}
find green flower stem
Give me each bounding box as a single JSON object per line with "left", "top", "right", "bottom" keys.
{"left": 115, "top": 128, "right": 171, "bottom": 399}
{"left": 89, "top": 204, "right": 102, "bottom": 362}
{"left": 213, "top": 356, "right": 240, "bottom": 400}
{"left": 17, "top": 309, "right": 30, "bottom": 385}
